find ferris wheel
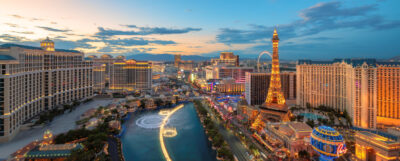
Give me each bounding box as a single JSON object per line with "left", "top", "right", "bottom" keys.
{"left": 257, "top": 51, "right": 272, "bottom": 72}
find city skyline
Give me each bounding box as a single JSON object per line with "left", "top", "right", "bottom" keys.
{"left": 1, "top": 0, "right": 400, "bottom": 59}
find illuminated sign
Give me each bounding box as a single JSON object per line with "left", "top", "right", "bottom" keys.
{"left": 336, "top": 143, "right": 347, "bottom": 156}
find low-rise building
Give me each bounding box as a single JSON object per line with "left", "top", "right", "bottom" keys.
{"left": 265, "top": 122, "right": 314, "bottom": 156}
{"left": 355, "top": 131, "right": 400, "bottom": 161}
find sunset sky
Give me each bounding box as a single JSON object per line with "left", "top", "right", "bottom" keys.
{"left": 0, "top": 0, "right": 399, "bottom": 59}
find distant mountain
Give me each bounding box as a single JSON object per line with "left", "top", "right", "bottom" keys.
{"left": 126, "top": 54, "right": 212, "bottom": 61}
{"left": 390, "top": 55, "right": 400, "bottom": 62}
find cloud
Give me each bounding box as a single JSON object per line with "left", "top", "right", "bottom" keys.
{"left": 308, "top": 37, "right": 338, "bottom": 41}
{"left": 11, "top": 31, "right": 34, "bottom": 35}
{"left": 98, "top": 46, "right": 114, "bottom": 52}
{"left": 10, "top": 14, "right": 23, "bottom": 19}
{"left": 82, "top": 37, "right": 176, "bottom": 47}
{"left": 37, "top": 26, "right": 71, "bottom": 32}
{"left": 215, "top": 1, "right": 400, "bottom": 45}
{"left": 0, "top": 34, "right": 27, "bottom": 42}
{"left": 299, "top": 2, "right": 376, "bottom": 21}
{"left": 96, "top": 25, "right": 201, "bottom": 37}
{"left": 5, "top": 23, "right": 19, "bottom": 28}
{"left": 104, "top": 38, "right": 175, "bottom": 46}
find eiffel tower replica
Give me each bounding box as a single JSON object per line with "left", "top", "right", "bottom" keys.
{"left": 259, "top": 28, "right": 290, "bottom": 122}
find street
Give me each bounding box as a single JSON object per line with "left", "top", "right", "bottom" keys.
{"left": 202, "top": 100, "right": 251, "bottom": 161}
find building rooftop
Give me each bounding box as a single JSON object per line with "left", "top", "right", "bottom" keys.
{"left": 298, "top": 58, "right": 400, "bottom": 67}
{"left": 357, "top": 131, "right": 399, "bottom": 144}
{"left": 0, "top": 43, "right": 81, "bottom": 53}
{"left": 25, "top": 143, "right": 83, "bottom": 159}
{"left": 288, "top": 122, "right": 313, "bottom": 132}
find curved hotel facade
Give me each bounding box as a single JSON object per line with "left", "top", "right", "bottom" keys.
{"left": 0, "top": 38, "right": 93, "bottom": 142}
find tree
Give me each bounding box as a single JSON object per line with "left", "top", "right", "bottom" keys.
{"left": 165, "top": 100, "right": 172, "bottom": 107}
{"left": 296, "top": 115, "right": 304, "bottom": 122}
{"left": 155, "top": 98, "right": 163, "bottom": 107}
{"left": 298, "top": 150, "right": 309, "bottom": 159}
{"left": 306, "top": 119, "right": 315, "bottom": 128}
{"left": 140, "top": 99, "right": 146, "bottom": 109}
{"left": 306, "top": 102, "right": 312, "bottom": 110}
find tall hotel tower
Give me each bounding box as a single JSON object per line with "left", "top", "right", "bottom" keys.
{"left": 297, "top": 59, "right": 400, "bottom": 129}
{"left": 265, "top": 29, "right": 286, "bottom": 106}
{"left": 0, "top": 38, "right": 93, "bottom": 142}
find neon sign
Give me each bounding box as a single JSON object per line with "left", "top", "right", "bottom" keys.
{"left": 336, "top": 143, "right": 347, "bottom": 156}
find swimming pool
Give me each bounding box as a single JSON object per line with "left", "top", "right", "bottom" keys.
{"left": 299, "top": 113, "right": 326, "bottom": 120}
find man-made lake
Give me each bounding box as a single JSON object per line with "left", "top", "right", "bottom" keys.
{"left": 121, "top": 103, "right": 216, "bottom": 161}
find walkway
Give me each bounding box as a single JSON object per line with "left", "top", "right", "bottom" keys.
{"left": 0, "top": 99, "right": 113, "bottom": 159}
{"left": 107, "top": 137, "right": 120, "bottom": 161}
{"left": 202, "top": 101, "right": 250, "bottom": 161}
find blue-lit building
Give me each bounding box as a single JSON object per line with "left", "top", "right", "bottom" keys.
{"left": 310, "top": 126, "right": 347, "bottom": 161}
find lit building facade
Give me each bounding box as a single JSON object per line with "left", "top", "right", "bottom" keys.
{"left": 265, "top": 122, "right": 314, "bottom": 156}
{"left": 92, "top": 63, "right": 106, "bottom": 93}
{"left": 0, "top": 38, "right": 93, "bottom": 142}
{"left": 174, "top": 55, "right": 194, "bottom": 71}
{"left": 355, "top": 131, "right": 400, "bottom": 161}
{"left": 213, "top": 79, "right": 245, "bottom": 95}
{"left": 110, "top": 59, "right": 152, "bottom": 92}
{"left": 297, "top": 59, "right": 400, "bottom": 129}
{"left": 205, "top": 66, "right": 254, "bottom": 83}
{"left": 87, "top": 54, "right": 125, "bottom": 91}
{"left": 376, "top": 63, "right": 400, "bottom": 126}
{"left": 211, "top": 52, "right": 239, "bottom": 67}
{"left": 245, "top": 72, "right": 296, "bottom": 106}
{"left": 245, "top": 73, "right": 269, "bottom": 106}
{"left": 174, "top": 55, "right": 181, "bottom": 67}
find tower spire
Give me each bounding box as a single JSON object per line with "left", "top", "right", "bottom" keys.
{"left": 265, "top": 28, "right": 285, "bottom": 105}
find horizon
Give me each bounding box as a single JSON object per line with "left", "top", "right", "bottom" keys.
{"left": 1, "top": 0, "right": 400, "bottom": 60}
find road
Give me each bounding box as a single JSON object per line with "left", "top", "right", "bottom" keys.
{"left": 202, "top": 101, "right": 250, "bottom": 161}
{"left": 0, "top": 99, "right": 113, "bottom": 159}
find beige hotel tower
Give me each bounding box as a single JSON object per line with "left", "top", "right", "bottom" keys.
{"left": 0, "top": 38, "right": 93, "bottom": 142}
{"left": 297, "top": 59, "right": 400, "bottom": 129}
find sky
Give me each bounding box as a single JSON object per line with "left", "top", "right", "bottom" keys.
{"left": 0, "top": 0, "right": 399, "bottom": 60}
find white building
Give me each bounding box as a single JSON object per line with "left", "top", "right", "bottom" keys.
{"left": 0, "top": 38, "right": 93, "bottom": 142}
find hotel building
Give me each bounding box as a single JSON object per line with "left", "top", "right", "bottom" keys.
{"left": 355, "top": 130, "right": 400, "bottom": 161}
{"left": 265, "top": 122, "right": 314, "bottom": 156}
{"left": 213, "top": 79, "right": 245, "bottom": 95}
{"left": 86, "top": 54, "right": 125, "bottom": 92}
{"left": 377, "top": 63, "right": 400, "bottom": 126}
{"left": 174, "top": 55, "right": 195, "bottom": 71}
{"left": 245, "top": 72, "right": 296, "bottom": 106}
{"left": 211, "top": 52, "right": 239, "bottom": 67}
{"left": 109, "top": 59, "right": 152, "bottom": 92}
{"left": 92, "top": 63, "right": 106, "bottom": 93}
{"left": 297, "top": 59, "right": 400, "bottom": 129}
{"left": 0, "top": 38, "right": 93, "bottom": 142}
{"left": 205, "top": 66, "right": 254, "bottom": 83}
